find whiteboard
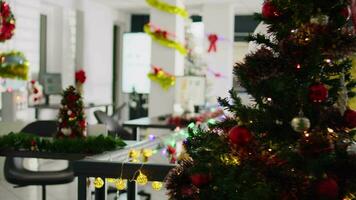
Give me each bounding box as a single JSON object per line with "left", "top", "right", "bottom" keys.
{"left": 122, "top": 33, "right": 151, "bottom": 93}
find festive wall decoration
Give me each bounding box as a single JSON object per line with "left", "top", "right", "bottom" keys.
{"left": 57, "top": 86, "right": 87, "bottom": 138}
{"left": 207, "top": 34, "right": 218, "bottom": 53}
{"left": 144, "top": 23, "right": 187, "bottom": 55}
{"left": 0, "top": 1, "right": 15, "bottom": 42}
{"left": 75, "top": 69, "right": 86, "bottom": 94}
{"left": 145, "top": 0, "right": 188, "bottom": 19}
{"left": 147, "top": 66, "right": 176, "bottom": 90}
{"left": 28, "top": 80, "right": 44, "bottom": 105}
{"left": 0, "top": 51, "right": 29, "bottom": 80}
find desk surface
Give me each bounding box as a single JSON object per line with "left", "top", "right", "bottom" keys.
{"left": 29, "top": 103, "right": 112, "bottom": 109}
{"left": 123, "top": 115, "right": 176, "bottom": 130}
{"left": 0, "top": 138, "right": 160, "bottom": 161}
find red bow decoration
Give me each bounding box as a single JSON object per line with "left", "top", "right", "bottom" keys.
{"left": 352, "top": 0, "right": 356, "bottom": 31}
{"left": 207, "top": 34, "right": 218, "bottom": 53}
{"left": 75, "top": 69, "right": 86, "bottom": 84}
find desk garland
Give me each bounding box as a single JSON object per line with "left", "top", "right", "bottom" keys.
{"left": 0, "top": 132, "right": 126, "bottom": 154}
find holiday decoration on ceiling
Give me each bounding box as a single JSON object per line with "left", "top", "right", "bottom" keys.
{"left": 57, "top": 86, "right": 87, "bottom": 138}
{"left": 166, "top": 0, "right": 356, "bottom": 199}
{"left": 147, "top": 66, "right": 175, "bottom": 90}
{"left": 144, "top": 23, "right": 187, "bottom": 55}
{"left": 145, "top": 0, "right": 188, "bottom": 19}
{"left": 0, "top": 1, "right": 15, "bottom": 42}
{"left": 0, "top": 51, "right": 29, "bottom": 80}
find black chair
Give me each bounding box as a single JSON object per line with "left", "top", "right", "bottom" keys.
{"left": 4, "top": 120, "right": 74, "bottom": 200}
{"left": 94, "top": 110, "right": 133, "bottom": 140}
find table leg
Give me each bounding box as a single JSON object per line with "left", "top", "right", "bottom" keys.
{"left": 35, "top": 108, "right": 39, "bottom": 120}
{"left": 77, "top": 176, "right": 87, "bottom": 200}
{"left": 131, "top": 127, "right": 139, "bottom": 141}
{"left": 105, "top": 106, "right": 109, "bottom": 114}
{"left": 95, "top": 177, "right": 107, "bottom": 200}
{"left": 127, "top": 181, "right": 136, "bottom": 200}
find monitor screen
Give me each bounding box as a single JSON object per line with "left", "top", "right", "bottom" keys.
{"left": 41, "top": 73, "right": 62, "bottom": 95}
{"left": 122, "top": 33, "right": 151, "bottom": 93}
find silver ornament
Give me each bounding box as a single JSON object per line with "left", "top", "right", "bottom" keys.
{"left": 291, "top": 117, "right": 311, "bottom": 133}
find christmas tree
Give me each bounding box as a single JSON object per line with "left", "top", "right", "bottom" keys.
{"left": 166, "top": 0, "right": 356, "bottom": 199}
{"left": 57, "top": 86, "right": 87, "bottom": 138}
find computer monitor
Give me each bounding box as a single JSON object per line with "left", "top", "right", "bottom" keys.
{"left": 41, "top": 73, "right": 62, "bottom": 95}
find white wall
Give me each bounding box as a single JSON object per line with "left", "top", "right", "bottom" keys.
{"left": 0, "top": 0, "right": 130, "bottom": 121}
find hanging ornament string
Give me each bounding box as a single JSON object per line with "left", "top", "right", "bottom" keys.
{"left": 144, "top": 23, "right": 187, "bottom": 55}
{"left": 0, "top": 0, "right": 16, "bottom": 43}
{"left": 146, "top": 0, "right": 189, "bottom": 19}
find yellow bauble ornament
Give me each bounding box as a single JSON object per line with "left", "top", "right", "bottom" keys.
{"left": 136, "top": 171, "right": 148, "bottom": 185}
{"left": 106, "top": 178, "right": 116, "bottom": 183}
{"left": 151, "top": 181, "right": 163, "bottom": 191}
{"left": 94, "top": 177, "right": 104, "bottom": 188}
{"left": 115, "top": 178, "right": 126, "bottom": 190}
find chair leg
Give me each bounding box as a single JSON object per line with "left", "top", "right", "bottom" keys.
{"left": 42, "top": 185, "right": 46, "bottom": 200}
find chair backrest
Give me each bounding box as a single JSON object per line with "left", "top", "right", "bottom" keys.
{"left": 21, "top": 120, "right": 58, "bottom": 137}
{"left": 112, "top": 103, "right": 126, "bottom": 121}
{"left": 4, "top": 120, "right": 58, "bottom": 184}
{"left": 94, "top": 110, "right": 133, "bottom": 140}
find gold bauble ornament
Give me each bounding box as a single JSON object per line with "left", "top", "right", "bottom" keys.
{"left": 136, "top": 171, "right": 148, "bottom": 185}
{"left": 151, "top": 181, "right": 163, "bottom": 191}
{"left": 220, "top": 154, "right": 240, "bottom": 166}
{"left": 115, "top": 178, "right": 126, "bottom": 190}
{"left": 291, "top": 117, "right": 311, "bottom": 133}
{"left": 129, "top": 149, "right": 140, "bottom": 162}
{"left": 94, "top": 177, "right": 104, "bottom": 188}
{"left": 106, "top": 178, "right": 116, "bottom": 183}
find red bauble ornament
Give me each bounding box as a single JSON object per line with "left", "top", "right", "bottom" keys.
{"left": 167, "top": 145, "right": 176, "bottom": 155}
{"left": 75, "top": 69, "right": 86, "bottom": 84}
{"left": 228, "top": 126, "right": 252, "bottom": 146}
{"left": 190, "top": 173, "right": 210, "bottom": 187}
{"left": 262, "top": 1, "right": 280, "bottom": 19}
{"left": 316, "top": 178, "right": 339, "bottom": 199}
{"left": 308, "top": 83, "right": 328, "bottom": 103}
{"left": 340, "top": 6, "right": 351, "bottom": 20}
{"left": 344, "top": 109, "right": 356, "bottom": 128}
{"left": 33, "top": 88, "right": 39, "bottom": 94}
{"left": 79, "top": 120, "right": 86, "bottom": 129}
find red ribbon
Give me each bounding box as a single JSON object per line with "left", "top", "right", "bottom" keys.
{"left": 352, "top": 0, "right": 356, "bottom": 31}
{"left": 207, "top": 34, "right": 218, "bottom": 53}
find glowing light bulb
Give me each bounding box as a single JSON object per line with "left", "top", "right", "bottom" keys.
{"left": 151, "top": 181, "right": 163, "bottom": 191}
{"left": 136, "top": 171, "right": 148, "bottom": 185}
{"left": 94, "top": 177, "right": 104, "bottom": 188}
{"left": 106, "top": 178, "right": 116, "bottom": 183}
{"left": 115, "top": 178, "right": 126, "bottom": 190}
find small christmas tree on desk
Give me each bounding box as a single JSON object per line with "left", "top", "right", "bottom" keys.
{"left": 166, "top": 0, "right": 356, "bottom": 199}
{"left": 57, "top": 86, "right": 86, "bottom": 138}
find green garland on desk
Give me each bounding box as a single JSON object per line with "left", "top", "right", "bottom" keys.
{"left": 0, "top": 132, "right": 126, "bottom": 154}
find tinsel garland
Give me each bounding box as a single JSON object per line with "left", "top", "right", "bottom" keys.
{"left": 146, "top": 0, "right": 188, "bottom": 18}
{"left": 144, "top": 24, "right": 187, "bottom": 55}
{"left": 147, "top": 66, "right": 176, "bottom": 90}
{"left": 0, "top": 132, "right": 126, "bottom": 154}
{"left": 0, "top": 51, "right": 29, "bottom": 80}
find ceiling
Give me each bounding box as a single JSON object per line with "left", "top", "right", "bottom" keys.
{"left": 96, "top": 0, "right": 263, "bottom": 15}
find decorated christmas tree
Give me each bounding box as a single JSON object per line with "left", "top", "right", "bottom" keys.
{"left": 166, "top": 0, "right": 356, "bottom": 199}
{"left": 57, "top": 86, "right": 86, "bottom": 138}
